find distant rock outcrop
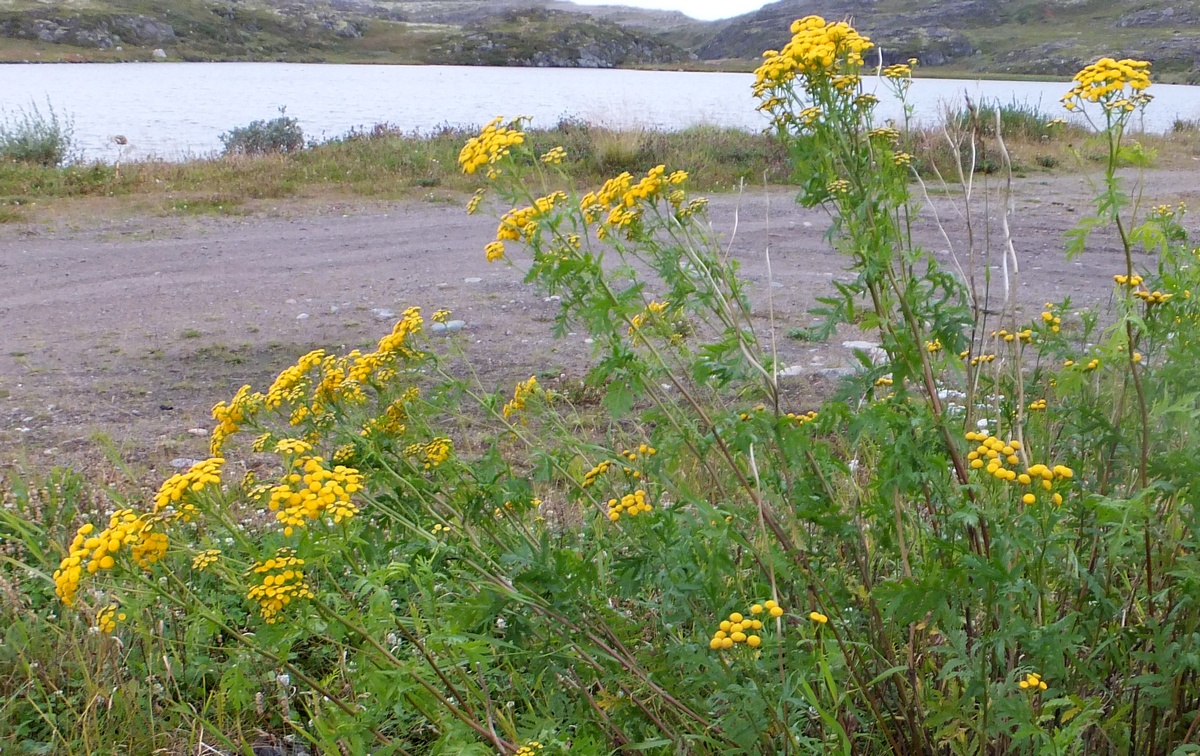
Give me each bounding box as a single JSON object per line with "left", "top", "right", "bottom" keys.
{"left": 0, "top": 13, "right": 176, "bottom": 50}
{"left": 695, "top": 0, "right": 979, "bottom": 66}
{"left": 437, "top": 9, "right": 687, "bottom": 68}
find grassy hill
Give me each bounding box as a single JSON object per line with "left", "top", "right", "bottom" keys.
{"left": 0, "top": 0, "right": 1198, "bottom": 82}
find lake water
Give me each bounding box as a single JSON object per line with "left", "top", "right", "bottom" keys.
{"left": 2, "top": 62, "right": 1199, "bottom": 161}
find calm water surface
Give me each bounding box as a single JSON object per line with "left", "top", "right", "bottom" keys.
{"left": 2, "top": 62, "right": 1199, "bottom": 161}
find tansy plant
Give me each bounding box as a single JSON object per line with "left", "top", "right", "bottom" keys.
{"left": 21, "top": 15, "right": 1200, "bottom": 756}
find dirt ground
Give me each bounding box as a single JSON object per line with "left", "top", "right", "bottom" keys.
{"left": 2, "top": 169, "right": 1198, "bottom": 481}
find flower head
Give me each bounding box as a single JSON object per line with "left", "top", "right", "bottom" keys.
{"left": 1062, "top": 58, "right": 1152, "bottom": 114}
{"left": 458, "top": 116, "right": 526, "bottom": 175}
{"left": 247, "top": 548, "right": 314, "bottom": 623}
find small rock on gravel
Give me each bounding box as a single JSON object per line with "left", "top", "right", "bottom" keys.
{"left": 170, "top": 457, "right": 202, "bottom": 469}
{"left": 186, "top": 428, "right": 208, "bottom": 437}
{"left": 431, "top": 320, "right": 467, "bottom": 334}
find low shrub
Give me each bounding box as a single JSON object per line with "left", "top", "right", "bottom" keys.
{"left": 219, "top": 109, "right": 305, "bottom": 156}
{"left": 0, "top": 99, "right": 75, "bottom": 167}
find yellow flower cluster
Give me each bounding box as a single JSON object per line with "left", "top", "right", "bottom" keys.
{"left": 94, "top": 604, "right": 125, "bottom": 634}
{"left": 1083, "top": 358, "right": 1101, "bottom": 371}
{"left": 540, "top": 146, "right": 566, "bottom": 164}
{"left": 621, "top": 444, "right": 656, "bottom": 462}
{"left": 797, "top": 106, "right": 822, "bottom": 125}
{"left": 926, "top": 339, "right": 943, "bottom": 353}
{"left": 608, "top": 489, "right": 651, "bottom": 521}
{"left": 1062, "top": 58, "right": 1152, "bottom": 112}
{"left": 266, "top": 349, "right": 326, "bottom": 409}
{"left": 1152, "top": 202, "right": 1186, "bottom": 220}
{"left": 882, "top": 63, "right": 912, "bottom": 80}
{"left": 579, "top": 166, "right": 688, "bottom": 239}
{"left": 676, "top": 196, "right": 709, "bottom": 220}
{"left": 709, "top": 601, "right": 783, "bottom": 650}
{"left": 267, "top": 456, "right": 363, "bottom": 536}
{"left": 431, "top": 522, "right": 453, "bottom": 538}
{"left": 965, "top": 433, "right": 1023, "bottom": 477}
{"left": 868, "top": 126, "right": 901, "bottom": 143}
{"left": 965, "top": 433, "right": 1073, "bottom": 501}
{"left": 582, "top": 459, "right": 611, "bottom": 488}
{"left": 375, "top": 306, "right": 426, "bottom": 361}
{"left": 405, "top": 437, "right": 454, "bottom": 469}
{"left": 275, "top": 438, "right": 313, "bottom": 456}
{"left": 498, "top": 191, "right": 567, "bottom": 242}
{"left": 466, "top": 189, "right": 485, "bottom": 215}
{"left": 54, "top": 509, "right": 168, "bottom": 606}
{"left": 1134, "top": 289, "right": 1172, "bottom": 305}
{"left": 361, "top": 392, "right": 417, "bottom": 438}
{"left": 1041, "top": 309, "right": 1062, "bottom": 332}
{"left": 827, "top": 179, "right": 850, "bottom": 194}
{"left": 740, "top": 403, "right": 765, "bottom": 421}
{"left": 153, "top": 457, "right": 223, "bottom": 521}
{"left": 628, "top": 300, "right": 670, "bottom": 340}
{"left": 247, "top": 548, "right": 314, "bottom": 623}
{"left": 458, "top": 116, "right": 525, "bottom": 176}
{"left": 787, "top": 410, "right": 819, "bottom": 425}
{"left": 503, "top": 376, "right": 539, "bottom": 420}
{"left": 752, "top": 16, "right": 873, "bottom": 96}
{"left": 1029, "top": 399, "right": 1047, "bottom": 411}
{"left": 211, "top": 385, "right": 261, "bottom": 454}
{"left": 708, "top": 609, "right": 764, "bottom": 649}
{"left": 970, "top": 353, "right": 996, "bottom": 367}
{"left": 994, "top": 328, "right": 1033, "bottom": 344}
{"left": 1019, "top": 672, "right": 1048, "bottom": 691}
{"left": 808, "top": 610, "right": 829, "bottom": 624}
{"left": 893, "top": 152, "right": 913, "bottom": 168}
{"left": 487, "top": 191, "right": 568, "bottom": 260}
{"left": 620, "top": 444, "right": 656, "bottom": 480}
{"left": 514, "top": 743, "right": 543, "bottom": 756}
{"left": 192, "top": 549, "right": 221, "bottom": 571}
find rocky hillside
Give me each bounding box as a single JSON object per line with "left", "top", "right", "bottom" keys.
{"left": 1, "top": 0, "right": 1198, "bottom": 81}
{"left": 697, "top": 0, "right": 1200, "bottom": 82}
{"left": 0, "top": 0, "right": 695, "bottom": 65}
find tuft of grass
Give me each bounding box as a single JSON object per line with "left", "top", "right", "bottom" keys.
{"left": 589, "top": 126, "right": 650, "bottom": 172}
{"left": 1173, "top": 117, "right": 1200, "bottom": 133}
{"left": 168, "top": 194, "right": 245, "bottom": 215}
{"left": 945, "top": 98, "right": 1073, "bottom": 141}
